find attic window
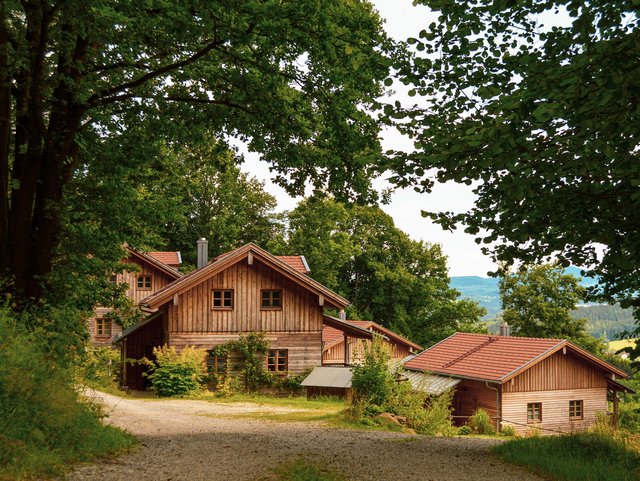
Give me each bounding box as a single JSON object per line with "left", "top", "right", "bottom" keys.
{"left": 261, "top": 290, "right": 282, "bottom": 309}
{"left": 527, "top": 402, "right": 542, "bottom": 423}
{"left": 569, "top": 400, "right": 583, "bottom": 420}
{"left": 95, "top": 318, "right": 112, "bottom": 338}
{"left": 137, "top": 275, "right": 152, "bottom": 290}
{"left": 212, "top": 289, "right": 234, "bottom": 309}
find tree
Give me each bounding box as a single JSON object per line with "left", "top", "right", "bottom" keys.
{"left": 286, "top": 195, "right": 486, "bottom": 345}
{"left": 389, "top": 2, "right": 640, "bottom": 344}
{"left": 1, "top": 0, "right": 392, "bottom": 304}
{"left": 499, "top": 264, "right": 603, "bottom": 354}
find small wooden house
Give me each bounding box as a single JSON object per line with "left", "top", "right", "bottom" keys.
{"left": 322, "top": 320, "right": 422, "bottom": 365}
{"left": 117, "top": 243, "right": 362, "bottom": 389}
{"left": 88, "top": 247, "right": 182, "bottom": 345}
{"left": 404, "top": 332, "right": 632, "bottom": 435}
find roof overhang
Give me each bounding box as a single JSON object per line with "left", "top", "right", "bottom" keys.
{"left": 323, "top": 315, "right": 374, "bottom": 340}
{"left": 125, "top": 245, "right": 182, "bottom": 280}
{"left": 607, "top": 378, "right": 635, "bottom": 393}
{"left": 142, "top": 243, "right": 349, "bottom": 310}
{"left": 402, "top": 370, "right": 462, "bottom": 395}
{"left": 301, "top": 366, "right": 353, "bottom": 389}
{"left": 114, "top": 311, "right": 163, "bottom": 344}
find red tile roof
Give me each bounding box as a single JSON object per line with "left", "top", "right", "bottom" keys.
{"left": 404, "top": 332, "right": 564, "bottom": 382}
{"left": 148, "top": 251, "right": 181, "bottom": 267}
{"left": 275, "top": 255, "right": 309, "bottom": 274}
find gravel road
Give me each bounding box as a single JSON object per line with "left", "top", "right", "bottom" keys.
{"left": 68, "top": 392, "right": 543, "bottom": 481}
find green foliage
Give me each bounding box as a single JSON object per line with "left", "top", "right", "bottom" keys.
{"left": 390, "top": 0, "right": 640, "bottom": 356}
{"left": 145, "top": 345, "right": 207, "bottom": 397}
{"left": 493, "top": 432, "right": 640, "bottom": 481}
{"left": 79, "top": 346, "right": 121, "bottom": 390}
{"left": 457, "top": 425, "right": 471, "bottom": 435}
{"left": 2, "top": 0, "right": 393, "bottom": 305}
{"left": 0, "top": 306, "right": 135, "bottom": 479}
{"left": 350, "top": 338, "right": 394, "bottom": 407}
{"left": 500, "top": 424, "right": 517, "bottom": 437}
{"left": 208, "top": 332, "right": 272, "bottom": 392}
{"left": 273, "top": 458, "right": 346, "bottom": 481}
{"left": 287, "top": 195, "right": 486, "bottom": 346}
{"left": 467, "top": 408, "right": 495, "bottom": 435}
{"left": 500, "top": 264, "right": 604, "bottom": 354}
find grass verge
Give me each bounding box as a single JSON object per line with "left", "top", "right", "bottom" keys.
{"left": 492, "top": 432, "right": 640, "bottom": 481}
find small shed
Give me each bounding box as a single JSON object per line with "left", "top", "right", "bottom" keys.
{"left": 301, "top": 366, "right": 353, "bottom": 399}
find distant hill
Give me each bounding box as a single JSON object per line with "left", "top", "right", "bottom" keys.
{"left": 450, "top": 268, "right": 636, "bottom": 339}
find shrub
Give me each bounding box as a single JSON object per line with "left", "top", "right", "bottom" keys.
{"left": 457, "top": 425, "right": 471, "bottom": 435}
{"left": 351, "top": 338, "right": 393, "bottom": 408}
{"left": 468, "top": 408, "right": 495, "bottom": 435}
{"left": 619, "top": 402, "right": 640, "bottom": 434}
{"left": 0, "top": 306, "right": 135, "bottom": 479}
{"left": 145, "top": 345, "right": 207, "bottom": 397}
{"left": 79, "top": 346, "right": 121, "bottom": 389}
{"left": 500, "top": 424, "right": 517, "bottom": 437}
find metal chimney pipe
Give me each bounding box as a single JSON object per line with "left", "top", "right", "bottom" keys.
{"left": 197, "top": 238, "right": 208, "bottom": 269}
{"left": 499, "top": 321, "right": 511, "bottom": 337}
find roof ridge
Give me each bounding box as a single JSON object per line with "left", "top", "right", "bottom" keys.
{"left": 441, "top": 336, "right": 499, "bottom": 369}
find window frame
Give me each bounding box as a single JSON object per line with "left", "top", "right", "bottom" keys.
{"left": 137, "top": 274, "right": 152, "bottom": 290}
{"left": 527, "top": 402, "right": 542, "bottom": 423}
{"left": 569, "top": 400, "right": 583, "bottom": 420}
{"left": 212, "top": 289, "right": 234, "bottom": 310}
{"left": 95, "top": 318, "right": 112, "bottom": 338}
{"left": 266, "top": 349, "right": 288, "bottom": 373}
{"left": 260, "top": 289, "right": 282, "bottom": 310}
{"left": 206, "top": 354, "right": 228, "bottom": 374}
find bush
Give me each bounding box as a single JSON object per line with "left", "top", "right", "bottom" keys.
{"left": 145, "top": 345, "right": 207, "bottom": 397}
{"left": 500, "top": 424, "right": 517, "bottom": 437}
{"left": 457, "top": 425, "right": 471, "bottom": 435}
{"left": 0, "top": 306, "right": 135, "bottom": 479}
{"left": 619, "top": 402, "right": 640, "bottom": 434}
{"left": 79, "top": 346, "right": 121, "bottom": 389}
{"left": 468, "top": 408, "right": 495, "bottom": 435}
{"left": 351, "top": 338, "right": 393, "bottom": 408}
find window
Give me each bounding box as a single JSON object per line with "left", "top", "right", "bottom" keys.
{"left": 261, "top": 290, "right": 282, "bottom": 309}
{"left": 137, "top": 275, "right": 152, "bottom": 290}
{"left": 569, "top": 400, "right": 583, "bottom": 420}
{"left": 206, "top": 354, "right": 227, "bottom": 374}
{"left": 95, "top": 318, "right": 112, "bottom": 337}
{"left": 212, "top": 289, "right": 234, "bottom": 309}
{"left": 267, "top": 349, "right": 288, "bottom": 372}
{"left": 109, "top": 274, "right": 117, "bottom": 284}
{"left": 527, "top": 402, "right": 542, "bottom": 423}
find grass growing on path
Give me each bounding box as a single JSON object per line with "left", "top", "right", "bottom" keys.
{"left": 256, "top": 458, "right": 347, "bottom": 481}
{"left": 492, "top": 432, "right": 640, "bottom": 481}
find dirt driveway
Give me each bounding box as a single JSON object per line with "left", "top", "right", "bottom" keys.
{"left": 68, "top": 392, "right": 543, "bottom": 481}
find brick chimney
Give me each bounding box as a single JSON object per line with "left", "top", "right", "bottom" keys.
{"left": 197, "top": 238, "right": 208, "bottom": 269}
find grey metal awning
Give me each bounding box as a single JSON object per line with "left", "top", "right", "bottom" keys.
{"left": 403, "top": 370, "right": 461, "bottom": 395}
{"left": 301, "top": 366, "right": 353, "bottom": 388}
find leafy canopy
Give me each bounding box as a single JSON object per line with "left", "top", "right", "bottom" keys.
{"left": 388, "top": 1, "right": 640, "bottom": 343}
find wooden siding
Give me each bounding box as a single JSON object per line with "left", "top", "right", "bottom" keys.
{"left": 121, "top": 314, "right": 165, "bottom": 390}
{"left": 167, "top": 259, "right": 323, "bottom": 334}
{"left": 87, "top": 307, "right": 123, "bottom": 346}
{"left": 119, "top": 255, "right": 178, "bottom": 304}
{"left": 503, "top": 350, "right": 608, "bottom": 393}
{"left": 322, "top": 337, "right": 411, "bottom": 365}
{"left": 452, "top": 379, "right": 498, "bottom": 426}
{"left": 501, "top": 387, "right": 608, "bottom": 435}
{"left": 170, "top": 331, "right": 322, "bottom": 374}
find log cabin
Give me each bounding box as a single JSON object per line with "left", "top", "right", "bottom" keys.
{"left": 88, "top": 247, "right": 182, "bottom": 345}
{"left": 116, "top": 242, "right": 373, "bottom": 390}
{"left": 322, "top": 320, "right": 423, "bottom": 365}
{"left": 403, "top": 332, "right": 632, "bottom": 435}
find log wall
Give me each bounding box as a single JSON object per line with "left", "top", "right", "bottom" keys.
{"left": 167, "top": 260, "right": 323, "bottom": 334}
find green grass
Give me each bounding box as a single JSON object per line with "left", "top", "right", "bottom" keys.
{"left": 492, "top": 433, "right": 640, "bottom": 481}
{"left": 256, "top": 458, "right": 347, "bottom": 481}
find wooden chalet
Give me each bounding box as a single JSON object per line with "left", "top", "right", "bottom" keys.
{"left": 322, "top": 320, "right": 422, "bottom": 365}
{"left": 117, "top": 242, "right": 366, "bottom": 390}
{"left": 404, "top": 332, "right": 632, "bottom": 435}
{"left": 88, "top": 247, "right": 182, "bottom": 345}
